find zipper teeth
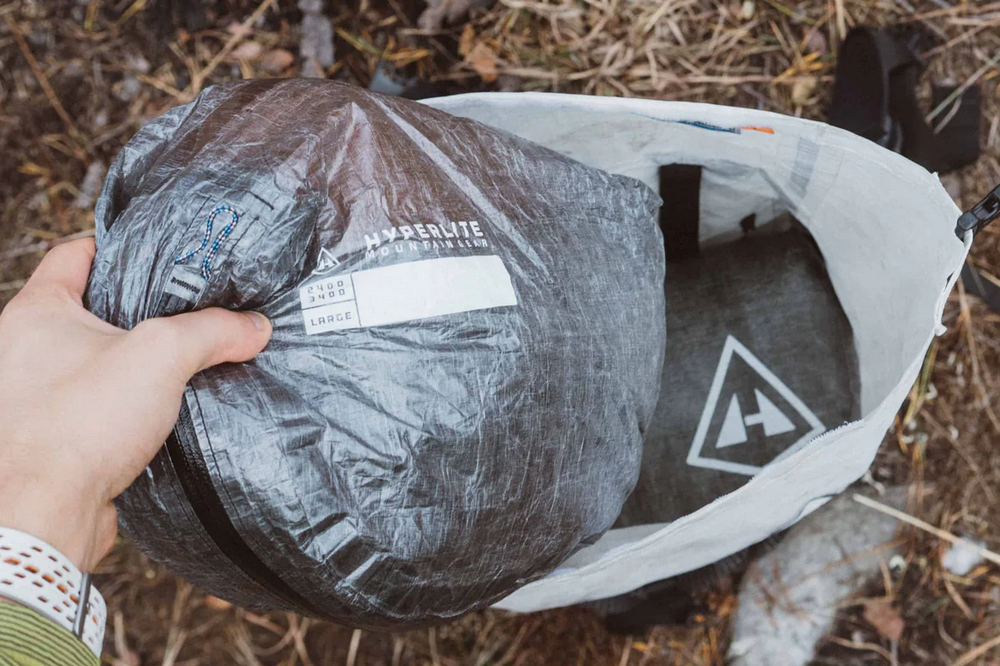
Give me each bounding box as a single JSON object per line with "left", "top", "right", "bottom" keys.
{"left": 166, "top": 390, "right": 329, "bottom": 618}
{"left": 154, "top": 280, "right": 329, "bottom": 618}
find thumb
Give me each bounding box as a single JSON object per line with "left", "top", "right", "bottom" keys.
{"left": 129, "top": 308, "right": 272, "bottom": 380}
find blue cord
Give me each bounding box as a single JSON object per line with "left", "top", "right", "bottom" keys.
{"left": 174, "top": 205, "right": 239, "bottom": 279}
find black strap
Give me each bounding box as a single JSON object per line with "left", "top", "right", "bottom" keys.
{"left": 962, "top": 263, "right": 1000, "bottom": 313}
{"left": 830, "top": 27, "right": 981, "bottom": 174}
{"left": 659, "top": 164, "right": 702, "bottom": 262}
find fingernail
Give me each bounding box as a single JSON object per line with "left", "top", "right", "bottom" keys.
{"left": 246, "top": 311, "right": 269, "bottom": 332}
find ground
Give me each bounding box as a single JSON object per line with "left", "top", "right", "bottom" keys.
{"left": 1, "top": 0, "right": 1000, "bottom": 664}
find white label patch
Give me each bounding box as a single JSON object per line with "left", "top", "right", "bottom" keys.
{"left": 300, "top": 255, "right": 517, "bottom": 335}
{"left": 687, "top": 335, "right": 825, "bottom": 476}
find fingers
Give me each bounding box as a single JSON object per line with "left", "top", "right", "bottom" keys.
{"left": 22, "top": 239, "right": 96, "bottom": 302}
{"left": 129, "top": 308, "right": 272, "bottom": 380}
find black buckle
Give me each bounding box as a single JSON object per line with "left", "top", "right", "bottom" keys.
{"left": 956, "top": 183, "right": 1000, "bottom": 239}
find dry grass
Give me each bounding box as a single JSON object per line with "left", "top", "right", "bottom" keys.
{"left": 2, "top": 0, "right": 1000, "bottom": 663}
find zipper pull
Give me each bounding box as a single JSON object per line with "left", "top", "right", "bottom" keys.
{"left": 956, "top": 183, "right": 1000, "bottom": 239}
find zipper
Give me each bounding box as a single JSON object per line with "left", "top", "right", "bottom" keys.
{"left": 165, "top": 400, "right": 330, "bottom": 618}
{"left": 154, "top": 267, "right": 328, "bottom": 617}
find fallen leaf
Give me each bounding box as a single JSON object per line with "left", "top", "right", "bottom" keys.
{"left": 791, "top": 76, "right": 817, "bottom": 105}
{"left": 228, "top": 41, "right": 264, "bottom": 62}
{"left": 260, "top": 49, "right": 296, "bottom": 74}
{"left": 204, "top": 595, "right": 233, "bottom": 611}
{"left": 226, "top": 21, "right": 254, "bottom": 37}
{"left": 805, "top": 31, "right": 828, "bottom": 56}
{"left": 467, "top": 42, "right": 498, "bottom": 82}
{"left": 459, "top": 23, "right": 476, "bottom": 57}
{"left": 863, "top": 599, "right": 904, "bottom": 641}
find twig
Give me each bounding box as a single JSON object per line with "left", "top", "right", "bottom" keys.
{"left": 0, "top": 280, "right": 27, "bottom": 293}
{"left": 943, "top": 576, "right": 974, "bottom": 620}
{"left": 84, "top": 0, "right": 102, "bottom": 32}
{"left": 4, "top": 16, "right": 79, "bottom": 137}
{"left": 760, "top": 0, "right": 814, "bottom": 24}
{"left": 933, "top": 96, "right": 964, "bottom": 134}
{"left": 288, "top": 616, "right": 315, "bottom": 666}
{"left": 428, "top": 627, "right": 442, "bottom": 666}
{"left": 161, "top": 630, "right": 188, "bottom": 666}
{"left": 927, "top": 49, "right": 1000, "bottom": 122}
{"left": 113, "top": 0, "right": 148, "bottom": 30}
{"left": 922, "top": 22, "right": 995, "bottom": 58}
{"left": 853, "top": 494, "right": 1000, "bottom": 567}
{"left": 494, "top": 620, "right": 536, "bottom": 666}
{"left": 391, "top": 638, "right": 404, "bottom": 666}
{"left": 346, "top": 629, "right": 362, "bottom": 666}
{"left": 952, "top": 633, "right": 1000, "bottom": 666}
{"left": 827, "top": 635, "right": 893, "bottom": 663}
{"left": 940, "top": 613, "right": 966, "bottom": 652}
{"left": 618, "top": 637, "right": 633, "bottom": 666}
{"left": 0, "top": 229, "right": 95, "bottom": 260}
{"left": 186, "top": 0, "right": 279, "bottom": 98}
{"left": 921, "top": 411, "right": 996, "bottom": 502}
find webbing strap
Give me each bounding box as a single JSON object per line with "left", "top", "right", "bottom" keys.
{"left": 830, "top": 27, "right": 980, "bottom": 174}
{"left": 659, "top": 164, "right": 702, "bottom": 262}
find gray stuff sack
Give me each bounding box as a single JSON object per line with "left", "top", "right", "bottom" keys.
{"left": 84, "top": 79, "right": 666, "bottom": 628}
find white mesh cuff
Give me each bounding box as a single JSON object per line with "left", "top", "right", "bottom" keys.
{"left": 0, "top": 527, "right": 106, "bottom": 659}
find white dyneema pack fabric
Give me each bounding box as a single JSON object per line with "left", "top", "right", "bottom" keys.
{"left": 424, "top": 93, "right": 971, "bottom": 612}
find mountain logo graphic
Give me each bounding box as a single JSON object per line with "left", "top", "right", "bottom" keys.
{"left": 687, "top": 335, "right": 825, "bottom": 476}
{"left": 312, "top": 248, "right": 341, "bottom": 275}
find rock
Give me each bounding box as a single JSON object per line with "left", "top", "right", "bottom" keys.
{"left": 942, "top": 539, "right": 986, "bottom": 576}
{"left": 298, "top": 0, "right": 335, "bottom": 75}
{"left": 368, "top": 62, "right": 444, "bottom": 100}
{"left": 298, "top": 0, "right": 324, "bottom": 12}
{"left": 727, "top": 488, "right": 909, "bottom": 666}
{"left": 418, "top": 0, "right": 476, "bottom": 31}
{"left": 116, "top": 75, "right": 142, "bottom": 102}
{"left": 72, "top": 161, "right": 106, "bottom": 210}
{"left": 369, "top": 64, "right": 409, "bottom": 97}
{"left": 125, "top": 53, "right": 151, "bottom": 74}
{"left": 300, "top": 58, "right": 326, "bottom": 79}
{"left": 61, "top": 61, "right": 85, "bottom": 84}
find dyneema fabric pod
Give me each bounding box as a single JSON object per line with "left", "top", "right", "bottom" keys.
{"left": 84, "top": 80, "right": 666, "bottom": 628}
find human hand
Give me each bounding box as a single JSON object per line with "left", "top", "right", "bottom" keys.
{"left": 0, "top": 239, "right": 271, "bottom": 572}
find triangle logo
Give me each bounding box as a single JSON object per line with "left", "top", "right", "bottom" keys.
{"left": 686, "top": 335, "right": 825, "bottom": 476}
{"left": 312, "top": 248, "right": 341, "bottom": 275}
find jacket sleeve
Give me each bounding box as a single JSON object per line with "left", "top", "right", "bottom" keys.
{"left": 0, "top": 602, "right": 100, "bottom": 666}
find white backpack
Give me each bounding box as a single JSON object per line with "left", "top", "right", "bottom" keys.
{"left": 425, "top": 92, "right": 970, "bottom": 612}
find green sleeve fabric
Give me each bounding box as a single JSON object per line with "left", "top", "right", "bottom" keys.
{"left": 0, "top": 602, "right": 99, "bottom": 666}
